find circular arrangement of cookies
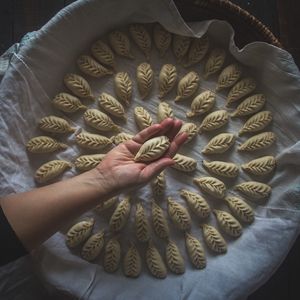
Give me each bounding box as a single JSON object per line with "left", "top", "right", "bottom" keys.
{"left": 26, "top": 23, "right": 276, "bottom": 279}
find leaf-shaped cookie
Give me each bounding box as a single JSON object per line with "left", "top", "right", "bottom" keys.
{"left": 202, "top": 133, "right": 236, "bottom": 154}
{"left": 26, "top": 136, "right": 67, "bottom": 153}
{"left": 203, "top": 160, "right": 239, "bottom": 178}
{"left": 165, "top": 240, "right": 185, "bottom": 274}
{"left": 153, "top": 23, "right": 172, "bottom": 57}
{"left": 193, "top": 176, "right": 226, "bottom": 199}
{"left": 146, "top": 241, "right": 167, "bottom": 279}
{"left": 136, "top": 62, "right": 154, "bottom": 99}
{"left": 151, "top": 200, "right": 169, "bottom": 239}
{"left": 35, "top": 160, "right": 72, "bottom": 183}
{"left": 108, "top": 30, "right": 134, "bottom": 59}
{"left": 238, "top": 132, "right": 276, "bottom": 152}
{"left": 135, "top": 203, "right": 151, "bottom": 243}
{"left": 198, "top": 110, "right": 229, "bottom": 133}
{"left": 81, "top": 230, "right": 105, "bottom": 261}
{"left": 180, "top": 189, "right": 211, "bottom": 218}
{"left": 231, "top": 94, "right": 266, "bottom": 118}
{"left": 202, "top": 224, "right": 227, "bottom": 254}
{"left": 123, "top": 242, "right": 142, "bottom": 278}
{"left": 75, "top": 131, "right": 112, "bottom": 150}
{"left": 98, "top": 92, "right": 126, "bottom": 120}
{"left": 91, "top": 40, "right": 116, "bottom": 69}
{"left": 38, "top": 116, "right": 75, "bottom": 134}
{"left": 66, "top": 218, "right": 94, "bottom": 248}
{"left": 172, "top": 34, "right": 191, "bottom": 62}
{"left": 129, "top": 23, "right": 151, "bottom": 60}
{"left": 114, "top": 72, "right": 133, "bottom": 106}
{"left": 64, "top": 73, "right": 94, "bottom": 101}
{"left": 151, "top": 171, "right": 166, "bottom": 197}
{"left": 52, "top": 92, "right": 86, "bottom": 113}
{"left": 226, "top": 77, "right": 257, "bottom": 106}
{"left": 185, "top": 232, "right": 206, "bottom": 269}
{"left": 171, "top": 153, "right": 197, "bottom": 172}
{"left": 134, "top": 136, "right": 170, "bottom": 162}
{"left": 204, "top": 48, "right": 226, "bottom": 79}
{"left": 109, "top": 196, "right": 131, "bottom": 232}
{"left": 178, "top": 122, "right": 198, "bottom": 143}
{"left": 167, "top": 197, "right": 191, "bottom": 231}
{"left": 216, "top": 63, "right": 242, "bottom": 91}
{"left": 84, "top": 109, "right": 120, "bottom": 132}
{"left": 225, "top": 196, "right": 254, "bottom": 223}
{"left": 186, "top": 90, "right": 216, "bottom": 117}
{"left": 213, "top": 210, "right": 242, "bottom": 238}
{"left": 94, "top": 197, "right": 117, "bottom": 213}
{"left": 175, "top": 71, "right": 200, "bottom": 102}
{"left": 157, "top": 101, "right": 174, "bottom": 122}
{"left": 184, "top": 35, "right": 209, "bottom": 67}
{"left": 77, "top": 55, "right": 113, "bottom": 78}
{"left": 134, "top": 106, "right": 153, "bottom": 130}
{"left": 158, "top": 64, "right": 177, "bottom": 98}
{"left": 234, "top": 181, "right": 272, "bottom": 200}
{"left": 241, "top": 155, "right": 276, "bottom": 176}
{"left": 239, "top": 111, "right": 273, "bottom": 136}
{"left": 74, "top": 154, "right": 106, "bottom": 172}
{"left": 103, "top": 237, "right": 121, "bottom": 273}
{"left": 112, "top": 132, "right": 134, "bottom": 145}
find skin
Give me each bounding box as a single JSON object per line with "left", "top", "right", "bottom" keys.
{"left": 0, "top": 118, "right": 187, "bottom": 252}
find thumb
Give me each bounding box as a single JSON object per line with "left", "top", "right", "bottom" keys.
{"left": 141, "top": 158, "right": 174, "bottom": 181}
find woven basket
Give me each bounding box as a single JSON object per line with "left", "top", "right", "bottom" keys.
{"left": 174, "top": 0, "right": 282, "bottom": 48}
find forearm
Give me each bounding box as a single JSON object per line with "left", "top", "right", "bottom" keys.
{"left": 0, "top": 169, "right": 112, "bottom": 251}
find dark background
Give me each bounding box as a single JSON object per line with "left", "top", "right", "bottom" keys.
{"left": 0, "top": 0, "right": 299, "bottom": 299}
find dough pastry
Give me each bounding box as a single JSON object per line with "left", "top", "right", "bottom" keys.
{"left": 108, "top": 30, "right": 134, "bottom": 59}
{"left": 134, "top": 106, "right": 154, "bottom": 130}
{"left": 202, "top": 224, "right": 227, "bottom": 254}
{"left": 239, "top": 111, "right": 272, "bottom": 136}
{"left": 158, "top": 64, "right": 177, "bottom": 99}
{"left": 180, "top": 189, "right": 211, "bottom": 218}
{"left": 84, "top": 109, "right": 120, "bottom": 132}
{"left": 103, "top": 237, "right": 121, "bottom": 273}
{"left": 193, "top": 176, "right": 226, "bottom": 199}
{"left": 186, "top": 90, "right": 216, "bottom": 117}
{"left": 165, "top": 240, "right": 185, "bottom": 274}
{"left": 167, "top": 197, "right": 191, "bottom": 231}
{"left": 157, "top": 101, "right": 174, "bottom": 122}
{"left": 94, "top": 197, "right": 117, "bottom": 213}
{"left": 74, "top": 154, "right": 106, "bottom": 172}
{"left": 238, "top": 131, "right": 276, "bottom": 152}
{"left": 178, "top": 122, "right": 198, "bottom": 143}
{"left": 64, "top": 73, "right": 94, "bottom": 101}
{"left": 38, "top": 116, "right": 75, "bottom": 134}
{"left": 171, "top": 153, "right": 197, "bottom": 172}
{"left": 202, "top": 133, "right": 235, "bottom": 154}
{"left": 135, "top": 203, "right": 151, "bottom": 243}
{"left": 123, "top": 242, "right": 142, "bottom": 278}
{"left": 81, "top": 230, "right": 105, "bottom": 261}
{"left": 66, "top": 218, "right": 94, "bottom": 248}
{"left": 77, "top": 55, "right": 113, "bottom": 78}
{"left": 75, "top": 131, "right": 112, "bottom": 150}
{"left": 109, "top": 196, "right": 131, "bottom": 232}
{"left": 26, "top": 136, "right": 68, "bottom": 153}
{"left": 224, "top": 196, "right": 254, "bottom": 223}
{"left": 151, "top": 171, "right": 166, "bottom": 198}
{"left": 198, "top": 110, "right": 229, "bottom": 133}
{"left": 35, "top": 160, "right": 72, "bottom": 183}
{"left": 52, "top": 92, "right": 87, "bottom": 113}
{"left": 136, "top": 62, "right": 154, "bottom": 99}
{"left": 151, "top": 200, "right": 169, "bottom": 239}
{"left": 112, "top": 132, "right": 133, "bottom": 145}
{"left": 146, "top": 241, "right": 167, "bottom": 279}
{"left": 202, "top": 160, "right": 239, "bottom": 178}
{"left": 153, "top": 23, "right": 172, "bottom": 57}
{"left": 216, "top": 63, "right": 242, "bottom": 91}
{"left": 175, "top": 71, "right": 200, "bottom": 102}
{"left": 241, "top": 155, "right": 276, "bottom": 176}
{"left": 129, "top": 23, "right": 151, "bottom": 60}
{"left": 91, "top": 40, "right": 116, "bottom": 69}
{"left": 234, "top": 181, "right": 272, "bottom": 200}
{"left": 114, "top": 72, "right": 133, "bottom": 106}
{"left": 172, "top": 34, "right": 191, "bottom": 62}
{"left": 204, "top": 48, "right": 226, "bottom": 79}
{"left": 185, "top": 232, "right": 206, "bottom": 269}
{"left": 98, "top": 92, "right": 126, "bottom": 120}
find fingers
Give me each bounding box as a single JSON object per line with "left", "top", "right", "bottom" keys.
{"left": 165, "top": 132, "right": 188, "bottom": 158}
{"left": 132, "top": 124, "right": 162, "bottom": 144}
{"left": 141, "top": 157, "right": 174, "bottom": 180}
{"left": 165, "top": 119, "right": 183, "bottom": 141}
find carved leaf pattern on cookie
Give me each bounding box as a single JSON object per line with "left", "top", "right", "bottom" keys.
{"left": 184, "top": 35, "right": 209, "bottom": 67}
{"left": 136, "top": 62, "right": 154, "bottom": 99}
{"left": 74, "top": 154, "right": 106, "bottom": 172}
{"left": 153, "top": 23, "right": 172, "bottom": 57}
{"left": 216, "top": 63, "right": 242, "bottom": 91}
{"left": 81, "top": 230, "right": 105, "bottom": 261}
{"left": 98, "top": 92, "right": 126, "bottom": 120}
{"left": 238, "top": 132, "right": 276, "bottom": 152}
{"left": 75, "top": 131, "right": 112, "bottom": 150}
{"left": 151, "top": 201, "right": 169, "bottom": 239}
{"left": 114, "top": 72, "right": 133, "bottom": 106}
{"left": 91, "top": 40, "right": 116, "bottom": 69}
{"left": 202, "top": 224, "right": 227, "bottom": 254}
{"left": 185, "top": 232, "right": 206, "bottom": 269}
{"left": 241, "top": 156, "right": 276, "bottom": 176}
{"left": 186, "top": 90, "right": 216, "bottom": 117}
{"left": 52, "top": 93, "right": 86, "bottom": 113}
{"left": 103, "top": 237, "right": 121, "bottom": 273}
{"left": 202, "top": 133, "right": 235, "bottom": 154}
{"left": 123, "top": 242, "right": 142, "bottom": 278}
{"left": 203, "top": 160, "right": 239, "bottom": 178}
{"left": 134, "top": 106, "right": 154, "bottom": 130}
{"left": 146, "top": 241, "right": 167, "bottom": 279}
{"left": 109, "top": 196, "right": 131, "bottom": 232}
{"left": 135, "top": 203, "right": 151, "bottom": 243}
{"left": 239, "top": 111, "right": 273, "bottom": 136}
{"left": 27, "top": 136, "right": 67, "bottom": 153}
{"left": 178, "top": 122, "right": 198, "bottom": 143}
{"left": 94, "top": 197, "right": 117, "bottom": 213}
{"left": 129, "top": 24, "right": 151, "bottom": 60}
{"left": 84, "top": 109, "right": 120, "bottom": 132}
{"left": 225, "top": 196, "right": 254, "bottom": 223}
{"left": 172, "top": 34, "right": 191, "bottom": 62}
{"left": 175, "top": 71, "right": 200, "bottom": 102}
{"left": 198, "top": 110, "right": 229, "bottom": 133}
{"left": 157, "top": 101, "right": 174, "bottom": 122}
{"left": 213, "top": 210, "right": 242, "bottom": 238}
{"left": 165, "top": 240, "right": 185, "bottom": 274}
{"left": 151, "top": 171, "right": 166, "bottom": 197}
{"left": 112, "top": 132, "right": 133, "bottom": 145}
{"left": 180, "top": 189, "right": 211, "bottom": 218}
{"left": 193, "top": 176, "right": 226, "bottom": 199}
{"left": 171, "top": 153, "right": 197, "bottom": 172}
{"left": 167, "top": 197, "right": 191, "bottom": 231}
{"left": 158, "top": 64, "right": 177, "bottom": 98}
{"left": 35, "top": 160, "right": 72, "bottom": 183}
{"left": 38, "top": 116, "right": 75, "bottom": 134}
{"left": 66, "top": 218, "right": 94, "bottom": 248}
{"left": 77, "top": 55, "right": 113, "bottom": 78}
{"left": 108, "top": 30, "right": 134, "bottom": 59}
{"left": 204, "top": 48, "right": 226, "bottom": 78}
{"left": 234, "top": 181, "right": 272, "bottom": 200}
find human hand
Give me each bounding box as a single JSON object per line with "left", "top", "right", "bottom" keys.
{"left": 94, "top": 118, "right": 187, "bottom": 195}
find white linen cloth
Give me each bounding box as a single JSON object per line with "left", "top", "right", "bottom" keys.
{"left": 0, "top": 0, "right": 300, "bottom": 299}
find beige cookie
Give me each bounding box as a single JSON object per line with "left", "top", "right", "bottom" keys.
{"left": 186, "top": 90, "right": 216, "bottom": 117}
{"left": 241, "top": 155, "right": 276, "bottom": 176}
{"left": 81, "top": 230, "right": 105, "bottom": 261}
{"left": 172, "top": 34, "right": 191, "bottom": 62}
{"left": 75, "top": 131, "right": 112, "bottom": 150}
{"left": 109, "top": 196, "right": 131, "bottom": 232}
{"left": 146, "top": 241, "right": 167, "bottom": 279}
{"left": 203, "top": 160, "right": 239, "bottom": 178}
{"left": 91, "top": 40, "right": 116, "bottom": 69}
{"left": 175, "top": 71, "right": 200, "bottom": 102}
{"left": 216, "top": 63, "right": 242, "bottom": 91}
{"left": 234, "top": 181, "right": 272, "bottom": 200}
{"left": 158, "top": 64, "right": 177, "bottom": 99}
{"left": 238, "top": 132, "right": 276, "bottom": 152}
{"left": 202, "top": 224, "right": 227, "bottom": 254}
{"left": 134, "top": 106, "right": 153, "bottom": 130}
{"left": 136, "top": 62, "right": 154, "bottom": 99}
{"left": 77, "top": 55, "right": 113, "bottom": 78}
{"left": 52, "top": 93, "right": 86, "bottom": 113}
{"left": 74, "top": 154, "right": 106, "bottom": 172}
{"left": 167, "top": 197, "right": 191, "bottom": 231}
{"left": 239, "top": 111, "right": 272, "bottom": 136}
{"left": 38, "top": 116, "right": 75, "bottom": 134}
{"left": 204, "top": 48, "right": 226, "bottom": 79}
{"left": 26, "top": 136, "right": 67, "bottom": 153}
{"left": 151, "top": 200, "right": 169, "bottom": 239}
{"left": 151, "top": 171, "right": 166, "bottom": 197}
{"left": 135, "top": 203, "right": 151, "bottom": 243}
{"left": 108, "top": 30, "right": 134, "bottom": 59}
{"left": 178, "top": 122, "right": 198, "bottom": 143}
{"left": 157, "top": 101, "right": 174, "bottom": 122}
{"left": 153, "top": 23, "right": 172, "bottom": 57}
{"left": 165, "top": 240, "right": 185, "bottom": 274}
{"left": 84, "top": 109, "right": 120, "bottom": 132}
{"left": 98, "top": 92, "right": 126, "bottom": 120}
{"left": 202, "top": 133, "right": 235, "bottom": 154}
{"left": 123, "top": 242, "right": 142, "bottom": 278}
{"left": 198, "top": 110, "right": 229, "bottom": 133}
{"left": 185, "top": 232, "right": 206, "bottom": 269}
{"left": 112, "top": 132, "right": 133, "bottom": 145}
{"left": 94, "top": 197, "right": 117, "bottom": 213}
{"left": 129, "top": 23, "right": 151, "bottom": 60}
{"left": 114, "top": 72, "right": 133, "bottom": 106}
{"left": 193, "top": 176, "right": 226, "bottom": 199}
{"left": 225, "top": 196, "right": 254, "bottom": 223}
{"left": 103, "top": 237, "right": 121, "bottom": 273}
{"left": 171, "top": 153, "right": 197, "bottom": 172}
{"left": 184, "top": 35, "right": 209, "bottom": 67}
